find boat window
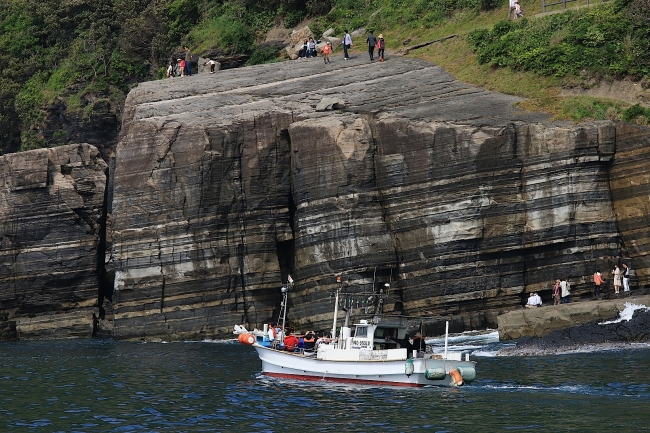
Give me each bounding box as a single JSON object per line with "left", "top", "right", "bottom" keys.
{"left": 375, "top": 328, "right": 385, "bottom": 338}
{"left": 355, "top": 326, "right": 367, "bottom": 338}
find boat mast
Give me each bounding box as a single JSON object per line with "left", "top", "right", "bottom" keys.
{"left": 280, "top": 285, "right": 288, "bottom": 344}
{"left": 331, "top": 276, "right": 342, "bottom": 341}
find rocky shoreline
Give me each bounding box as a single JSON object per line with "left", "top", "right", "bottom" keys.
{"left": 497, "top": 300, "right": 650, "bottom": 356}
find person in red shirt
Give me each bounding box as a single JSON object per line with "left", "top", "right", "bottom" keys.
{"left": 283, "top": 332, "right": 299, "bottom": 352}
{"left": 321, "top": 42, "right": 331, "bottom": 64}
{"left": 593, "top": 269, "right": 604, "bottom": 299}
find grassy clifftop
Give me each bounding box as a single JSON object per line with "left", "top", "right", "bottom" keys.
{"left": 2, "top": 0, "right": 650, "bottom": 154}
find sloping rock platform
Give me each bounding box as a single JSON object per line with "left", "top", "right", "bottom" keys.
{"left": 497, "top": 294, "right": 650, "bottom": 340}
{"left": 109, "top": 56, "right": 650, "bottom": 340}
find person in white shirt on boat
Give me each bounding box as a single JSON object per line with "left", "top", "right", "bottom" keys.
{"left": 267, "top": 323, "right": 279, "bottom": 348}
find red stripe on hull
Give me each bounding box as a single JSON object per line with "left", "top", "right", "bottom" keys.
{"left": 264, "top": 372, "right": 424, "bottom": 387}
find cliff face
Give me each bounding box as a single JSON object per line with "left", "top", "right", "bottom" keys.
{"left": 107, "top": 57, "right": 641, "bottom": 340}
{"left": 0, "top": 144, "right": 107, "bottom": 339}
{"left": 2, "top": 58, "right": 650, "bottom": 340}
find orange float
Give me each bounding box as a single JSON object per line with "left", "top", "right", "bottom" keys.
{"left": 238, "top": 333, "right": 255, "bottom": 345}
{"left": 449, "top": 368, "right": 464, "bottom": 386}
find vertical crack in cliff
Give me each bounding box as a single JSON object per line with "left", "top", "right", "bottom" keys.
{"left": 236, "top": 137, "right": 252, "bottom": 326}
{"left": 158, "top": 233, "right": 166, "bottom": 315}
{"left": 96, "top": 163, "right": 113, "bottom": 326}
{"left": 368, "top": 116, "right": 403, "bottom": 305}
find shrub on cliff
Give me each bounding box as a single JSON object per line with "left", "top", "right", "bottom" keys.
{"left": 467, "top": 1, "right": 650, "bottom": 78}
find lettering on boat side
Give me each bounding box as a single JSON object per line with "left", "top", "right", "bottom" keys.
{"left": 359, "top": 350, "right": 389, "bottom": 361}
{"left": 352, "top": 339, "right": 370, "bottom": 347}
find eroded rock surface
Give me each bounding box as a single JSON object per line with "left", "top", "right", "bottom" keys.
{"left": 0, "top": 144, "right": 107, "bottom": 339}
{"left": 109, "top": 57, "right": 647, "bottom": 340}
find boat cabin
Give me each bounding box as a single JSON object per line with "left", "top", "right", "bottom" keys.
{"left": 350, "top": 317, "right": 409, "bottom": 351}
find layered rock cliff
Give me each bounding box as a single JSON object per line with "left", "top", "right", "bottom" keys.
{"left": 3, "top": 57, "right": 650, "bottom": 340}
{"left": 107, "top": 57, "right": 647, "bottom": 340}
{"left": 0, "top": 144, "right": 107, "bottom": 339}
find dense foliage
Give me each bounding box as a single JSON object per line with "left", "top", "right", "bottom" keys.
{"left": 0, "top": 0, "right": 507, "bottom": 154}
{"left": 467, "top": 0, "right": 650, "bottom": 78}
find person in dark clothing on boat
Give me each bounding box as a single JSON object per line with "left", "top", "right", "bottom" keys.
{"left": 303, "top": 331, "right": 316, "bottom": 350}
{"left": 389, "top": 334, "right": 414, "bottom": 357}
{"left": 412, "top": 332, "right": 426, "bottom": 352}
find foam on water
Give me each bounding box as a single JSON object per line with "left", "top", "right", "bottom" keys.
{"left": 599, "top": 302, "right": 650, "bottom": 325}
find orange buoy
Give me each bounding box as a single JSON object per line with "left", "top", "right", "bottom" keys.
{"left": 449, "top": 369, "right": 464, "bottom": 386}
{"left": 238, "top": 333, "right": 255, "bottom": 345}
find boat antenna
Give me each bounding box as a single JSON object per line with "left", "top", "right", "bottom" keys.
{"left": 279, "top": 282, "right": 289, "bottom": 345}
{"left": 332, "top": 276, "right": 342, "bottom": 341}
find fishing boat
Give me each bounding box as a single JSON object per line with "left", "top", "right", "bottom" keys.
{"left": 234, "top": 279, "right": 477, "bottom": 387}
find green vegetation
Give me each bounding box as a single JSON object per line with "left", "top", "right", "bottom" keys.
{"left": 467, "top": 1, "right": 649, "bottom": 78}
{"left": 2, "top": 0, "right": 650, "bottom": 153}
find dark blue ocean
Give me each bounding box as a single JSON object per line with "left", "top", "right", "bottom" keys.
{"left": 1, "top": 332, "right": 649, "bottom": 432}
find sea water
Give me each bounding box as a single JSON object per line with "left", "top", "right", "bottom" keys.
{"left": 1, "top": 333, "right": 649, "bottom": 432}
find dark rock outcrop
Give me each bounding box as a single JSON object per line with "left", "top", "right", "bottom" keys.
{"left": 0, "top": 143, "right": 107, "bottom": 339}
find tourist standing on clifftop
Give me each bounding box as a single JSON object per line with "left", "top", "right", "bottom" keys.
{"left": 342, "top": 30, "right": 352, "bottom": 60}
{"left": 184, "top": 46, "right": 192, "bottom": 76}
{"left": 321, "top": 42, "right": 331, "bottom": 64}
{"left": 366, "top": 31, "right": 377, "bottom": 61}
{"left": 377, "top": 34, "right": 385, "bottom": 62}
{"left": 593, "top": 269, "right": 604, "bottom": 299}
{"left": 507, "top": 0, "right": 517, "bottom": 19}
{"left": 612, "top": 265, "right": 621, "bottom": 296}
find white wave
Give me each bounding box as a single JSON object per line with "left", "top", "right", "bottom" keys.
{"left": 470, "top": 350, "right": 498, "bottom": 357}
{"left": 200, "top": 338, "right": 239, "bottom": 344}
{"left": 426, "top": 330, "right": 500, "bottom": 347}
{"left": 599, "top": 302, "right": 650, "bottom": 325}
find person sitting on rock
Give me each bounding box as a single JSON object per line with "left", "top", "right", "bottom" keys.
{"left": 526, "top": 292, "right": 537, "bottom": 308}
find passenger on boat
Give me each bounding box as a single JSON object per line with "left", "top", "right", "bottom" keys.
{"left": 303, "top": 331, "right": 316, "bottom": 350}
{"left": 315, "top": 333, "right": 331, "bottom": 349}
{"left": 390, "top": 334, "right": 414, "bottom": 357}
{"left": 283, "top": 332, "right": 300, "bottom": 352}
{"left": 267, "top": 323, "right": 279, "bottom": 348}
{"left": 298, "top": 332, "right": 306, "bottom": 349}
{"left": 412, "top": 332, "right": 426, "bottom": 352}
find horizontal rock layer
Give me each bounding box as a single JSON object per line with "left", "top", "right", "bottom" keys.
{"left": 0, "top": 144, "right": 107, "bottom": 339}
{"left": 4, "top": 58, "right": 650, "bottom": 340}
{"left": 109, "top": 57, "right": 649, "bottom": 340}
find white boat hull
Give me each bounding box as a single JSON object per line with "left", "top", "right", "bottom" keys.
{"left": 254, "top": 344, "right": 476, "bottom": 387}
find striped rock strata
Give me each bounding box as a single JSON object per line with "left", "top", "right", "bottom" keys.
{"left": 0, "top": 143, "right": 107, "bottom": 339}
{"left": 109, "top": 56, "right": 649, "bottom": 340}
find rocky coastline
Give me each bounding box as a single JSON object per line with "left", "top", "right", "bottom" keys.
{"left": 496, "top": 293, "right": 650, "bottom": 355}
{"left": 3, "top": 57, "right": 650, "bottom": 341}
